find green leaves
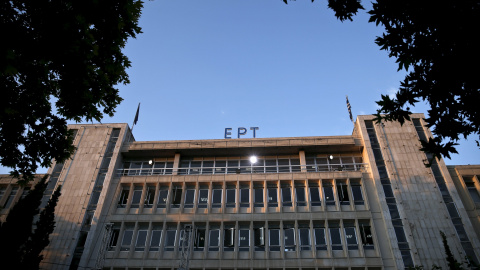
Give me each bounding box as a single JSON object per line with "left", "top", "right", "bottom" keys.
{"left": 0, "top": 0, "right": 143, "bottom": 180}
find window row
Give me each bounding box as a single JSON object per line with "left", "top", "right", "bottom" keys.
{"left": 119, "top": 155, "right": 365, "bottom": 176}
{"left": 108, "top": 220, "right": 374, "bottom": 253}
{"left": 116, "top": 179, "right": 365, "bottom": 210}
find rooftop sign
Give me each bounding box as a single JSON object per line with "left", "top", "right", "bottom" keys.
{"left": 225, "top": 127, "right": 259, "bottom": 139}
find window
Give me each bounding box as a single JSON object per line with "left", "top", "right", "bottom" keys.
{"left": 209, "top": 229, "right": 220, "bottom": 251}
{"left": 214, "top": 160, "right": 226, "bottom": 174}
{"left": 212, "top": 188, "right": 222, "bottom": 208}
{"left": 351, "top": 180, "right": 364, "bottom": 205}
{"left": 131, "top": 186, "right": 142, "bottom": 208}
{"left": 3, "top": 187, "right": 18, "bottom": 209}
{"left": 194, "top": 228, "right": 206, "bottom": 251}
{"left": 282, "top": 185, "right": 292, "bottom": 207}
{"left": 184, "top": 187, "right": 195, "bottom": 208}
{"left": 121, "top": 229, "right": 134, "bottom": 251}
{"left": 254, "top": 185, "right": 264, "bottom": 207}
{"left": 109, "top": 228, "right": 120, "bottom": 250}
{"left": 299, "top": 227, "right": 311, "bottom": 251}
{"left": 254, "top": 227, "right": 265, "bottom": 251}
{"left": 157, "top": 187, "right": 168, "bottom": 208}
{"left": 240, "top": 186, "right": 249, "bottom": 207}
{"left": 239, "top": 229, "right": 250, "bottom": 251}
{"left": 269, "top": 228, "right": 280, "bottom": 251}
{"left": 0, "top": 186, "right": 6, "bottom": 202}
{"left": 309, "top": 183, "right": 321, "bottom": 207}
{"left": 278, "top": 159, "right": 290, "bottom": 173}
{"left": 464, "top": 176, "right": 480, "bottom": 203}
{"left": 149, "top": 230, "right": 162, "bottom": 251}
{"left": 265, "top": 159, "right": 277, "bottom": 173}
{"left": 323, "top": 182, "right": 335, "bottom": 206}
{"left": 344, "top": 224, "right": 358, "bottom": 250}
{"left": 20, "top": 187, "right": 30, "bottom": 200}
{"left": 203, "top": 160, "right": 214, "bottom": 174}
{"left": 314, "top": 227, "right": 327, "bottom": 250}
{"left": 198, "top": 188, "right": 209, "bottom": 208}
{"left": 359, "top": 223, "right": 374, "bottom": 249}
{"left": 224, "top": 228, "right": 235, "bottom": 251}
{"left": 284, "top": 227, "right": 296, "bottom": 251}
{"left": 226, "top": 186, "right": 236, "bottom": 208}
{"left": 295, "top": 183, "right": 306, "bottom": 207}
{"left": 144, "top": 185, "right": 156, "bottom": 208}
{"left": 268, "top": 186, "right": 278, "bottom": 207}
{"left": 135, "top": 230, "right": 148, "bottom": 251}
{"left": 164, "top": 229, "right": 177, "bottom": 251}
{"left": 118, "top": 186, "right": 130, "bottom": 208}
{"left": 337, "top": 182, "right": 350, "bottom": 205}
{"left": 171, "top": 186, "right": 182, "bottom": 208}
{"left": 329, "top": 225, "right": 342, "bottom": 250}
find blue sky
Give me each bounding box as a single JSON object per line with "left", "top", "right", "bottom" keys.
{"left": 2, "top": 0, "right": 478, "bottom": 174}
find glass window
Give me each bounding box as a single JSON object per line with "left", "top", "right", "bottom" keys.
{"left": 214, "top": 160, "right": 226, "bottom": 174}
{"left": 278, "top": 159, "right": 290, "bottom": 173}
{"left": 239, "top": 229, "right": 250, "bottom": 251}
{"left": 117, "top": 187, "right": 129, "bottom": 208}
{"left": 314, "top": 227, "right": 327, "bottom": 250}
{"left": 291, "top": 158, "right": 301, "bottom": 172}
{"left": 269, "top": 229, "right": 280, "bottom": 251}
{"left": 309, "top": 186, "right": 321, "bottom": 206}
{"left": 265, "top": 159, "right": 277, "bottom": 173}
{"left": 172, "top": 187, "right": 182, "bottom": 207}
{"left": 129, "top": 162, "right": 142, "bottom": 176}
{"left": 144, "top": 186, "right": 156, "bottom": 207}
{"left": 0, "top": 186, "right": 6, "bottom": 202}
{"left": 254, "top": 187, "right": 264, "bottom": 207}
{"left": 184, "top": 188, "right": 195, "bottom": 208}
{"left": 268, "top": 187, "right": 278, "bottom": 207}
{"left": 135, "top": 230, "right": 148, "bottom": 251}
{"left": 464, "top": 177, "right": 480, "bottom": 203}
{"left": 254, "top": 227, "right": 265, "bottom": 251}
{"left": 109, "top": 228, "right": 120, "bottom": 250}
{"left": 152, "top": 162, "right": 165, "bottom": 175}
{"left": 190, "top": 161, "right": 201, "bottom": 175}
{"left": 198, "top": 189, "right": 209, "bottom": 208}
{"left": 299, "top": 228, "right": 311, "bottom": 251}
{"left": 164, "top": 230, "right": 177, "bottom": 251}
{"left": 224, "top": 228, "right": 235, "bottom": 250}
{"left": 20, "top": 187, "right": 30, "bottom": 200}
{"left": 323, "top": 184, "right": 335, "bottom": 206}
{"left": 194, "top": 228, "right": 206, "bottom": 251}
{"left": 296, "top": 186, "right": 306, "bottom": 206}
{"left": 337, "top": 182, "right": 350, "bottom": 205}
{"left": 344, "top": 226, "right": 358, "bottom": 250}
{"left": 121, "top": 229, "right": 134, "bottom": 251}
{"left": 157, "top": 188, "right": 168, "bottom": 208}
{"left": 351, "top": 181, "right": 364, "bottom": 205}
{"left": 226, "top": 188, "right": 236, "bottom": 208}
{"left": 284, "top": 228, "right": 296, "bottom": 251}
{"left": 240, "top": 187, "right": 249, "bottom": 207}
{"left": 359, "top": 224, "right": 374, "bottom": 249}
{"left": 130, "top": 186, "right": 142, "bottom": 208}
{"left": 149, "top": 230, "right": 162, "bottom": 251}
{"left": 329, "top": 227, "right": 342, "bottom": 250}
{"left": 317, "top": 157, "right": 329, "bottom": 171}
{"left": 227, "top": 160, "right": 239, "bottom": 174}
{"left": 282, "top": 186, "right": 292, "bottom": 207}
{"left": 212, "top": 189, "right": 222, "bottom": 208}
{"left": 203, "top": 161, "right": 214, "bottom": 174}
{"left": 209, "top": 229, "right": 220, "bottom": 251}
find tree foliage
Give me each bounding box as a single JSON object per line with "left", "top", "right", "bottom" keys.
{"left": 284, "top": 0, "right": 480, "bottom": 162}
{"left": 22, "top": 185, "right": 62, "bottom": 269}
{"left": 0, "top": 0, "right": 143, "bottom": 180}
{"left": 0, "top": 175, "right": 48, "bottom": 268}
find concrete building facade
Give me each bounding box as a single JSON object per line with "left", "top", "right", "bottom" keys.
{"left": 1, "top": 114, "right": 479, "bottom": 270}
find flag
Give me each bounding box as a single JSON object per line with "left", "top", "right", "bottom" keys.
{"left": 133, "top": 103, "right": 140, "bottom": 126}
{"left": 346, "top": 96, "right": 353, "bottom": 123}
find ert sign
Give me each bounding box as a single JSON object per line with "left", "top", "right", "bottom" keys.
{"left": 225, "top": 127, "right": 259, "bottom": 139}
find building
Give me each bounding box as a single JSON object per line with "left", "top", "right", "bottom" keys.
{"left": 1, "top": 114, "right": 479, "bottom": 270}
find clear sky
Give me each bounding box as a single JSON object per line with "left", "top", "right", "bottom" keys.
{"left": 2, "top": 0, "right": 478, "bottom": 174}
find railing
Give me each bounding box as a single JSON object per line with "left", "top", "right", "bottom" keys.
{"left": 117, "top": 163, "right": 368, "bottom": 176}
